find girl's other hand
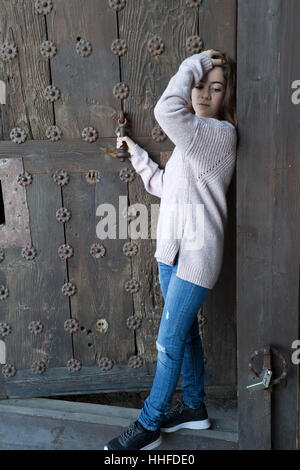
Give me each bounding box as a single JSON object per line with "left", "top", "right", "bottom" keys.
{"left": 116, "top": 131, "right": 136, "bottom": 153}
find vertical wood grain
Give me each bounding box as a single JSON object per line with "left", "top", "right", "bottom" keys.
{"left": 237, "top": 0, "right": 300, "bottom": 449}
{"left": 0, "top": 0, "right": 53, "bottom": 139}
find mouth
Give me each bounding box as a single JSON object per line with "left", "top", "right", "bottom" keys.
{"left": 199, "top": 103, "right": 210, "bottom": 107}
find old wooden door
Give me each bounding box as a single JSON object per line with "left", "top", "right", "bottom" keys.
{"left": 2, "top": 0, "right": 299, "bottom": 451}
{"left": 0, "top": 0, "right": 237, "bottom": 402}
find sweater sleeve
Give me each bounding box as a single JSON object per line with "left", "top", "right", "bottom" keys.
{"left": 128, "top": 143, "right": 164, "bottom": 198}
{"left": 153, "top": 53, "right": 214, "bottom": 154}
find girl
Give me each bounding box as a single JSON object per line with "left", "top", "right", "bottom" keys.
{"left": 104, "top": 49, "right": 237, "bottom": 450}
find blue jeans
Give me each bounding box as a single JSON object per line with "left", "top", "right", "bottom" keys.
{"left": 137, "top": 256, "right": 211, "bottom": 431}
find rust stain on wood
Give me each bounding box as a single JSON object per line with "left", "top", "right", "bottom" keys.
{"left": 98, "top": 146, "right": 119, "bottom": 158}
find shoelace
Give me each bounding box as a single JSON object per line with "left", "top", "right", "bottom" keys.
{"left": 119, "top": 421, "right": 141, "bottom": 445}
{"left": 165, "top": 399, "right": 187, "bottom": 418}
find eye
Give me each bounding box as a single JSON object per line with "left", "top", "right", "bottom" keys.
{"left": 195, "top": 85, "right": 222, "bottom": 92}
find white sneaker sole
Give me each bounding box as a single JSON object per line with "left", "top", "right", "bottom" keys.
{"left": 161, "top": 418, "right": 211, "bottom": 433}
{"left": 103, "top": 435, "right": 162, "bottom": 451}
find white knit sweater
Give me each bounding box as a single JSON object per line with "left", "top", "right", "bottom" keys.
{"left": 128, "top": 53, "right": 237, "bottom": 289}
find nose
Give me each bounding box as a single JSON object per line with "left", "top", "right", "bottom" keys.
{"left": 200, "top": 88, "right": 211, "bottom": 99}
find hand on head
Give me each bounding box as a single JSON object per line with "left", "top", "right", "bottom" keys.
{"left": 202, "top": 49, "right": 226, "bottom": 66}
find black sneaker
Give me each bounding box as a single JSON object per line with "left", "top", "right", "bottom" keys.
{"left": 104, "top": 419, "right": 162, "bottom": 450}
{"left": 160, "top": 399, "right": 211, "bottom": 433}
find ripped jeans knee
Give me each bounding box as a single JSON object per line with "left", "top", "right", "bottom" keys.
{"left": 156, "top": 340, "right": 166, "bottom": 354}
{"left": 155, "top": 339, "right": 184, "bottom": 366}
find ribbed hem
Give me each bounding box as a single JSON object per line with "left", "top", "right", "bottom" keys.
{"left": 129, "top": 143, "right": 139, "bottom": 155}
{"left": 176, "top": 260, "right": 216, "bottom": 290}
{"left": 155, "top": 258, "right": 174, "bottom": 267}
{"left": 154, "top": 241, "right": 179, "bottom": 265}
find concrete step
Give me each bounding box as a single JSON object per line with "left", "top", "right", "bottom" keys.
{"left": 0, "top": 397, "right": 238, "bottom": 450}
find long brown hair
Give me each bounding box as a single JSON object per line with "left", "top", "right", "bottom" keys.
{"left": 187, "top": 50, "right": 237, "bottom": 127}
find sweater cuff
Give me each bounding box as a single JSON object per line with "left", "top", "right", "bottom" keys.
{"left": 199, "top": 53, "right": 214, "bottom": 73}
{"left": 179, "top": 53, "right": 213, "bottom": 84}
{"left": 128, "top": 143, "right": 149, "bottom": 172}
{"left": 129, "top": 143, "right": 139, "bottom": 156}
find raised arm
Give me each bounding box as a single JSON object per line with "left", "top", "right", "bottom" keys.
{"left": 153, "top": 53, "right": 214, "bottom": 154}
{"left": 129, "top": 143, "right": 164, "bottom": 198}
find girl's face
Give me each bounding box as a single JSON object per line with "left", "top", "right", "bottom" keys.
{"left": 191, "top": 67, "right": 226, "bottom": 119}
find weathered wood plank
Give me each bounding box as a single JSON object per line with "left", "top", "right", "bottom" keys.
{"left": 62, "top": 170, "right": 135, "bottom": 366}
{"left": 120, "top": 0, "right": 197, "bottom": 136}
{"left": 200, "top": 0, "right": 237, "bottom": 55}
{"left": 3, "top": 363, "right": 158, "bottom": 398}
{"left": 0, "top": 0, "right": 53, "bottom": 140}
{"left": 1, "top": 173, "right": 72, "bottom": 371}
{"left": 0, "top": 157, "right": 31, "bottom": 248}
{"left": 236, "top": 0, "right": 300, "bottom": 449}
{"left": 0, "top": 138, "right": 168, "bottom": 171}
{"left": 47, "top": 0, "right": 118, "bottom": 138}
